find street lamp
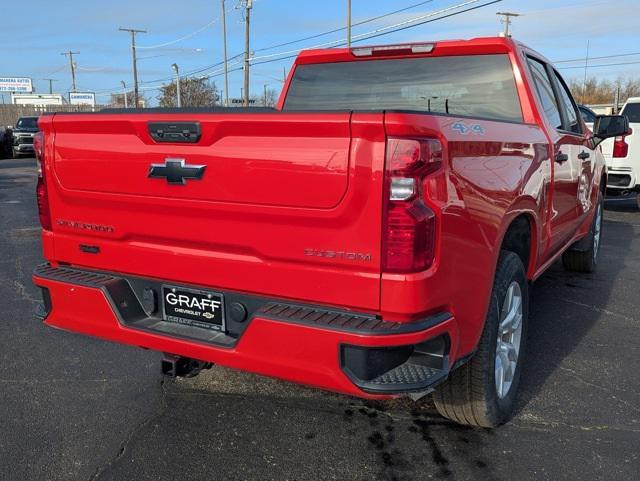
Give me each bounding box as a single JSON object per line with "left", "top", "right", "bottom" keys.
{"left": 120, "top": 80, "right": 128, "bottom": 108}
{"left": 171, "top": 63, "right": 181, "bottom": 108}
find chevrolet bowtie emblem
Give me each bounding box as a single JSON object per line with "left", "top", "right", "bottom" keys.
{"left": 148, "top": 158, "right": 206, "bottom": 185}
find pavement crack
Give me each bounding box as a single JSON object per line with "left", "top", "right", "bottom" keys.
{"left": 514, "top": 413, "right": 640, "bottom": 433}
{"left": 558, "top": 366, "right": 640, "bottom": 414}
{"left": 89, "top": 377, "right": 168, "bottom": 481}
{"left": 555, "top": 297, "right": 636, "bottom": 323}
{"left": 13, "top": 279, "right": 39, "bottom": 304}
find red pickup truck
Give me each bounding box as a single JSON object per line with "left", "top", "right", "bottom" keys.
{"left": 32, "top": 37, "right": 628, "bottom": 427}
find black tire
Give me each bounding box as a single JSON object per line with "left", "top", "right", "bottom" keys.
{"left": 433, "top": 251, "right": 528, "bottom": 428}
{"left": 562, "top": 193, "right": 603, "bottom": 273}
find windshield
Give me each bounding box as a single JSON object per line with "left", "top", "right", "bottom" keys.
{"left": 283, "top": 54, "right": 523, "bottom": 123}
{"left": 621, "top": 103, "right": 640, "bottom": 123}
{"left": 16, "top": 118, "right": 38, "bottom": 129}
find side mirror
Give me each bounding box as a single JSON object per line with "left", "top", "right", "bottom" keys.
{"left": 593, "top": 115, "right": 629, "bottom": 139}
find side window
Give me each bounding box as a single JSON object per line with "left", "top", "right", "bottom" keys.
{"left": 527, "top": 58, "right": 562, "bottom": 130}
{"left": 554, "top": 71, "right": 582, "bottom": 134}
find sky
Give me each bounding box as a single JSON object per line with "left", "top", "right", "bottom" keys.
{"left": 1, "top": 0, "right": 639, "bottom": 106}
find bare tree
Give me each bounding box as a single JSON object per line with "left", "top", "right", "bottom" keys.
{"left": 568, "top": 76, "right": 640, "bottom": 105}
{"left": 264, "top": 87, "right": 279, "bottom": 107}
{"left": 158, "top": 78, "right": 219, "bottom": 108}
{"left": 109, "top": 91, "right": 137, "bottom": 108}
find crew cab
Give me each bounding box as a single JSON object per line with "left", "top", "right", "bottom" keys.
{"left": 32, "top": 37, "right": 628, "bottom": 427}
{"left": 11, "top": 116, "right": 39, "bottom": 157}
{"left": 601, "top": 97, "right": 639, "bottom": 207}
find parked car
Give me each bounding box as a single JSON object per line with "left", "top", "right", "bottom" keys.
{"left": 0, "top": 125, "right": 13, "bottom": 158}
{"left": 599, "top": 97, "right": 639, "bottom": 207}
{"left": 11, "top": 116, "right": 40, "bottom": 157}
{"left": 32, "top": 37, "right": 627, "bottom": 427}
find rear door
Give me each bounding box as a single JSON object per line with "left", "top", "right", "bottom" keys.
{"left": 527, "top": 57, "right": 582, "bottom": 253}
{"left": 47, "top": 112, "right": 386, "bottom": 311}
{"left": 550, "top": 69, "right": 596, "bottom": 218}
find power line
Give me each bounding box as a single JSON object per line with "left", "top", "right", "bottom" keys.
{"left": 557, "top": 60, "right": 640, "bottom": 70}
{"left": 254, "top": 0, "right": 435, "bottom": 53}
{"left": 136, "top": 17, "right": 220, "bottom": 50}
{"left": 250, "top": 0, "right": 494, "bottom": 62}
{"left": 553, "top": 51, "right": 640, "bottom": 64}
{"left": 93, "top": 0, "right": 501, "bottom": 97}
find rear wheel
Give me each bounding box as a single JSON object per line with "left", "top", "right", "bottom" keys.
{"left": 433, "top": 251, "right": 528, "bottom": 427}
{"left": 562, "top": 193, "right": 603, "bottom": 273}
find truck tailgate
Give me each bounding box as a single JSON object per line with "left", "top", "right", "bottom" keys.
{"left": 45, "top": 112, "right": 386, "bottom": 311}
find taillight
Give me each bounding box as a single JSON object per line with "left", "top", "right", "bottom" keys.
{"left": 34, "top": 131, "right": 52, "bottom": 231}
{"left": 382, "top": 138, "right": 442, "bottom": 273}
{"left": 613, "top": 129, "right": 631, "bottom": 158}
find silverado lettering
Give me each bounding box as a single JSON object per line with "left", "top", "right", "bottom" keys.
{"left": 33, "top": 37, "right": 626, "bottom": 428}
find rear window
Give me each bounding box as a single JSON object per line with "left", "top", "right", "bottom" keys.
{"left": 283, "top": 54, "right": 523, "bottom": 123}
{"left": 621, "top": 103, "right": 640, "bottom": 123}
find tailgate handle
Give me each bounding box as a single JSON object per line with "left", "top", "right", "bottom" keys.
{"left": 148, "top": 122, "right": 201, "bottom": 143}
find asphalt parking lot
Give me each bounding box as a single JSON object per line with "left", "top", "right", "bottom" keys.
{"left": 1, "top": 156, "right": 638, "bottom": 481}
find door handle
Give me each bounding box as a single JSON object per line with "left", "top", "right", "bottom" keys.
{"left": 555, "top": 152, "right": 569, "bottom": 163}
{"left": 578, "top": 151, "right": 590, "bottom": 160}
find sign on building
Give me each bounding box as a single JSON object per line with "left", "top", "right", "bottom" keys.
{"left": 69, "top": 92, "right": 96, "bottom": 107}
{"left": 11, "top": 94, "right": 64, "bottom": 106}
{"left": 0, "top": 77, "right": 33, "bottom": 93}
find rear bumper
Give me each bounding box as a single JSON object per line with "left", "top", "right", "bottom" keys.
{"left": 606, "top": 167, "right": 637, "bottom": 190}
{"left": 33, "top": 263, "right": 459, "bottom": 398}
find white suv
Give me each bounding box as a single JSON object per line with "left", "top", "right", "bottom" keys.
{"left": 603, "top": 97, "right": 640, "bottom": 207}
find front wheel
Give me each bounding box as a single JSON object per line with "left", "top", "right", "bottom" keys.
{"left": 562, "top": 193, "right": 603, "bottom": 273}
{"left": 433, "top": 251, "right": 528, "bottom": 427}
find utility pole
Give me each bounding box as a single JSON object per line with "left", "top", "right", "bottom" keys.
{"left": 243, "top": 0, "right": 253, "bottom": 106}
{"left": 61, "top": 51, "right": 80, "bottom": 92}
{"left": 221, "top": 0, "right": 230, "bottom": 107}
{"left": 43, "top": 78, "right": 58, "bottom": 95}
{"left": 120, "top": 80, "right": 128, "bottom": 108}
{"left": 347, "top": 0, "right": 352, "bottom": 48}
{"left": 172, "top": 63, "right": 181, "bottom": 108}
{"left": 582, "top": 40, "right": 590, "bottom": 104}
{"left": 496, "top": 12, "right": 520, "bottom": 37}
{"left": 263, "top": 84, "right": 268, "bottom": 106}
{"left": 119, "top": 27, "right": 146, "bottom": 108}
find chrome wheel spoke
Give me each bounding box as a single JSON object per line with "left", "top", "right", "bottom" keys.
{"left": 495, "top": 281, "right": 523, "bottom": 399}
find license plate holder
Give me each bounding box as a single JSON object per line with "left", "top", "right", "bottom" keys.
{"left": 162, "top": 285, "right": 225, "bottom": 331}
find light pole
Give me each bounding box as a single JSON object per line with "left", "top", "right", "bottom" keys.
{"left": 172, "top": 63, "right": 181, "bottom": 108}
{"left": 120, "top": 80, "right": 128, "bottom": 108}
